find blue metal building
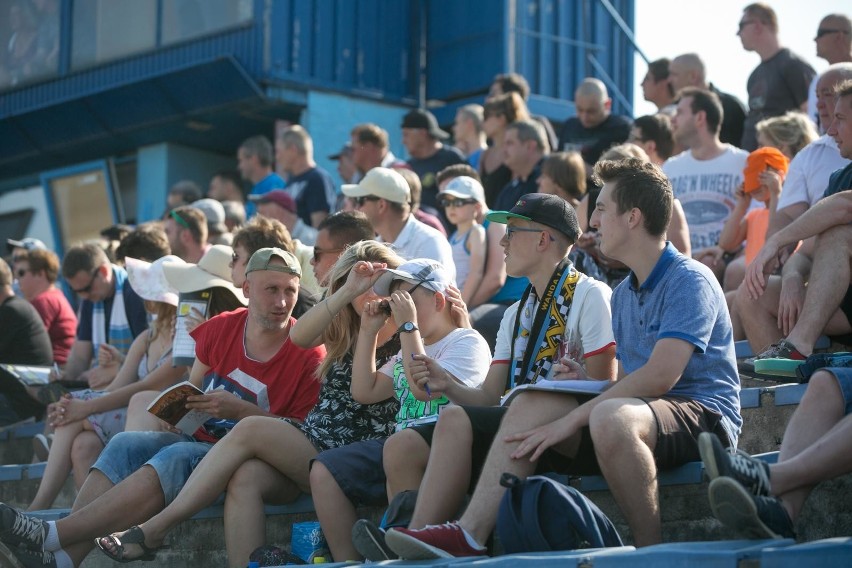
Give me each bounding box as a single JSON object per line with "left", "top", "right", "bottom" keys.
{"left": 0, "top": 0, "right": 637, "bottom": 252}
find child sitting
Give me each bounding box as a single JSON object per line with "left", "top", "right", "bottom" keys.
{"left": 439, "top": 177, "right": 487, "bottom": 304}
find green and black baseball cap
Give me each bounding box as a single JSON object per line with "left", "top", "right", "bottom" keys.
{"left": 486, "top": 193, "right": 580, "bottom": 243}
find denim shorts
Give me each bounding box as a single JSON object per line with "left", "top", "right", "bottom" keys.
{"left": 92, "top": 430, "right": 214, "bottom": 504}
{"left": 823, "top": 367, "right": 852, "bottom": 415}
{"left": 311, "top": 438, "right": 388, "bottom": 507}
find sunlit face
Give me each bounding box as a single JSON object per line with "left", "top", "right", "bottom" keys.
{"left": 668, "top": 60, "right": 690, "bottom": 92}
{"left": 310, "top": 229, "right": 340, "bottom": 287}
{"left": 499, "top": 219, "right": 548, "bottom": 278}
{"left": 502, "top": 128, "right": 527, "bottom": 173}
{"left": 275, "top": 140, "right": 297, "bottom": 174}
{"left": 230, "top": 244, "right": 251, "bottom": 287}
{"left": 589, "top": 183, "right": 629, "bottom": 261}
{"left": 67, "top": 265, "right": 110, "bottom": 303}
{"left": 672, "top": 96, "right": 698, "bottom": 146}
{"left": 237, "top": 148, "right": 256, "bottom": 181}
{"left": 827, "top": 95, "right": 852, "bottom": 160}
{"left": 574, "top": 95, "right": 608, "bottom": 129}
{"left": 737, "top": 16, "right": 760, "bottom": 51}
{"left": 163, "top": 218, "right": 185, "bottom": 259}
{"left": 452, "top": 111, "right": 469, "bottom": 140}
{"left": 816, "top": 72, "right": 841, "bottom": 130}
{"left": 13, "top": 260, "right": 38, "bottom": 300}
{"left": 246, "top": 267, "right": 299, "bottom": 330}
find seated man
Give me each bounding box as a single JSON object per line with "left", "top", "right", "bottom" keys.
{"left": 737, "top": 80, "right": 852, "bottom": 360}
{"left": 55, "top": 244, "right": 149, "bottom": 389}
{"left": 699, "top": 362, "right": 852, "bottom": 538}
{"left": 385, "top": 158, "right": 741, "bottom": 556}
{"left": 0, "top": 248, "right": 324, "bottom": 568}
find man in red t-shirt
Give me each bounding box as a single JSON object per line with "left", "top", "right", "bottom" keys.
{"left": 0, "top": 249, "right": 324, "bottom": 568}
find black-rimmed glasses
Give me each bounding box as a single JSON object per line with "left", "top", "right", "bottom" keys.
{"left": 505, "top": 226, "right": 554, "bottom": 241}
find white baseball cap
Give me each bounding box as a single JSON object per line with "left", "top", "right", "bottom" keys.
{"left": 373, "top": 258, "right": 454, "bottom": 296}
{"left": 438, "top": 176, "right": 486, "bottom": 205}
{"left": 341, "top": 167, "right": 410, "bottom": 205}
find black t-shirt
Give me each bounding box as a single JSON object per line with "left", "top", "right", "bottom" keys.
{"left": 0, "top": 296, "right": 53, "bottom": 365}
{"left": 742, "top": 48, "right": 815, "bottom": 151}
{"left": 482, "top": 163, "right": 513, "bottom": 210}
{"left": 710, "top": 84, "right": 747, "bottom": 148}
{"left": 558, "top": 114, "right": 632, "bottom": 165}
{"left": 287, "top": 167, "right": 336, "bottom": 226}
{"left": 408, "top": 145, "right": 466, "bottom": 212}
{"left": 493, "top": 160, "right": 542, "bottom": 212}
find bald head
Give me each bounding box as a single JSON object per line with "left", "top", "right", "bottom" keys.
{"left": 574, "top": 78, "right": 608, "bottom": 103}
{"left": 573, "top": 78, "right": 611, "bottom": 128}
{"left": 669, "top": 53, "right": 706, "bottom": 92}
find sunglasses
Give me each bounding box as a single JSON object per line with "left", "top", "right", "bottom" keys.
{"left": 355, "top": 196, "right": 382, "bottom": 207}
{"left": 505, "top": 226, "right": 555, "bottom": 242}
{"left": 313, "top": 247, "right": 344, "bottom": 263}
{"left": 440, "top": 198, "right": 477, "bottom": 208}
{"left": 815, "top": 28, "right": 846, "bottom": 39}
{"left": 71, "top": 268, "right": 100, "bottom": 295}
{"left": 737, "top": 20, "right": 757, "bottom": 32}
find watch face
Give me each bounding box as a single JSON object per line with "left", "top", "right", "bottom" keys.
{"left": 402, "top": 321, "right": 416, "bottom": 332}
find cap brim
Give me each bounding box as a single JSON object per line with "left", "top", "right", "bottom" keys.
{"left": 247, "top": 195, "right": 267, "bottom": 203}
{"left": 437, "top": 190, "right": 473, "bottom": 200}
{"left": 162, "top": 262, "right": 247, "bottom": 305}
{"left": 485, "top": 211, "right": 534, "bottom": 225}
{"left": 432, "top": 128, "right": 450, "bottom": 140}
{"left": 341, "top": 183, "right": 371, "bottom": 197}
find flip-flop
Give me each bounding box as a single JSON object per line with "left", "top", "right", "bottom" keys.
{"left": 95, "top": 526, "right": 160, "bottom": 563}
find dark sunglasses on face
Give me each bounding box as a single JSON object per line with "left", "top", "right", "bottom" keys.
{"left": 815, "top": 28, "right": 846, "bottom": 39}
{"left": 71, "top": 268, "right": 99, "bottom": 295}
{"left": 355, "top": 196, "right": 382, "bottom": 207}
{"left": 313, "top": 247, "right": 344, "bottom": 263}
{"left": 440, "top": 198, "right": 478, "bottom": 208}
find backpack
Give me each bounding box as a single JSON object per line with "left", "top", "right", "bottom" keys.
{"left": 496, "top": 473, "right": 623, "bottom": 553}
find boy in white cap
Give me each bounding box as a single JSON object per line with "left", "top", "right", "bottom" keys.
{"left": 438, "top": 176, "right": 487, "bottom": 304}
{"left": 309, "top": 258, "right": 490, "bottom": 561}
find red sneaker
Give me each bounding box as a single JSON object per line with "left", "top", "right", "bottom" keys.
{"left": 385, "top": 522, "right": 487, "bottom": 560}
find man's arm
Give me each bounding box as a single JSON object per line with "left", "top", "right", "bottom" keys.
{"left": 766, "top": 202, "right": 808, "bottom": 240}
{"left": 59, "top": 340, "right": 93, "bottom": 382}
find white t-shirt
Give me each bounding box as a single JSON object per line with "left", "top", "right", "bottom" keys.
{"left": 662, "top": 146, "right": 748, "bottom": 250}
{"left": 381, "top": 215, "right": 457, "bottom": 283}
{"left": 493, "top": 275, "right": 615, "bottom": 382}
{"left": 776, "top": 135, "right": 850, "bottom": 210}
{"left": 378, "top": 327, "right": 490, "bottom": 430}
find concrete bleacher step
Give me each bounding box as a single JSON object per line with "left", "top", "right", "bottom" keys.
{"left": 737, "top": 383, "right": 805, "bottom": 455}
{"left": 0, "top": 420, "right": 42, "bottom": 465}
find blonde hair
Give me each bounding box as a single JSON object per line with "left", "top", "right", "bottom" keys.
{"left": 144, "top": 301, "right": 177, "bottom": 342}
{"left": 599, "top": 143, "right": 650, "bottom": 163}
{"left": 316, "top": 241, "right": 404, "bottom": 380}
{"left": 756, "top": 111, "right": 819, "bottom": 158}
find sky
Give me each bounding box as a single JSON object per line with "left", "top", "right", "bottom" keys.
{"left": 631, "top": 0, "right": 840, "bottom": 117}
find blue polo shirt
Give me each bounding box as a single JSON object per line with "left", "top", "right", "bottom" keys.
{"left": 823, "top": 162, "right": 852, "bottom": 199}
{"left": 612, "top": 242, "right": 742, "bottom": 446}
{"left": 246, "top": 172, "right": 286, "bottom": 217}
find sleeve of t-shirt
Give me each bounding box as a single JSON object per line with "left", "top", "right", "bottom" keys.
{"left": 275, "top": 346, "right": 324, "bottom": 421}
{"left": 189, "top": 316, "right": 217, "bottom": 368}
{"left": 378, "top": 353, "right": 400, "bottom": 379}
{"left": 123, "top": 284, "right": 149, "bottom": 337}
{"left": 656, "top": 269, "right": 718, "bottom": 353}
{"left": 492, "top": 302, "right": 520, "bottom": 364}
{"left": 434, "top": 329, "right": 491, "bottom": 388}
{"left": 775, "top": 151, "right": 810, "bottom": 210}
{"left": 76, "top": 301, "right": 94, "bottom": 341}
{"left": 574, "top": 281, "right": 616, "bottom": 357}
{"left": 303, "top": 175, "right": 332, "bottom": 215}
{"left": 783, "top": 59, "right": 816, "bottom": 107}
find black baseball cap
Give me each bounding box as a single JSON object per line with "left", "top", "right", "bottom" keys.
{"left": 401, "top": 109, "right": 449, "bottom": 140}
{"left": 486, "top": 193, "right": 580, "bottom": 243}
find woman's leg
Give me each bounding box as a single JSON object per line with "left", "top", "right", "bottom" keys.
{"left": 70, "top": 430, "right": 105, "bottom": 490}
{"left": 310, "top": 461, "right": 361, "bottom": 562}
{"left": 123, "top": 391, "right": 169, "bottom": 432}
{"left": 224, "top": 459, "right": 303, "bottom": 568}
{"left": 27, "top": 420, "right": 86, "bottom": 510}
{"left": 99, "top": 416, "right": 316, "bottom": 556}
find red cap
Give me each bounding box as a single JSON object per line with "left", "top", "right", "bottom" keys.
{"left": 249, "top": 190, "right": 296, "bottom": 213}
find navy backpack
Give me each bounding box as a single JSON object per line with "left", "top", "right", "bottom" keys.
{"left": 496, "top": 473, "right": 624, "bottom": 553}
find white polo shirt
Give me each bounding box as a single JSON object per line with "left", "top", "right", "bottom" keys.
{"left": 380, "top": 215, "right": 457, "bottom": 283}
{"left": 776, "top": 135, "right": 851, "bottom": 210}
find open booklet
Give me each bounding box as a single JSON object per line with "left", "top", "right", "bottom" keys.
{"left": 500, "top": 379, "right": 610, "bottom": 407}
{"left": 172, "top": 290, "right": 213, "bottom": 367}
{"left": 0, "top": 364, "right": 52, "bottom": 386}
{"left": 146, "top": 381, "right": 212, "bottom": 433}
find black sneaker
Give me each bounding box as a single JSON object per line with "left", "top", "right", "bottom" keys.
{"left": 0, "top": 505, "right": 47, "bottom": 552}
{"left": 699, "top": 433, "right": 771, "bottom": 497}
{"left": 755, "top": 339, "right": 807, "bottom": 361}
{"left": 352, "top": 519, "right": 397, "bottom": 561}
{"left": 0, "top": 542, "right": 56, "bottom": 568}
{"left": 708, "top": 477, "right": 795, "bottom": 539}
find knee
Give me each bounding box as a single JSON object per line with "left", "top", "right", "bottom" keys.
{"left": 801, "top": 371, "right": 843, "bottom": 407}
{"left": 309, "top": 461, "right": 336, "bottom": 493}
{"left": 228, "top": 415, "right": 266, "bottom": 440}
{"left": 126, "top": 391, "right": 159, "bottom": 420}
{"left": 226, "top": 460, "right": 262, "bottom": 498}
{"left": 384, "top": 430, "right": 428, "bottom": 472}
{"left": 589, "top": 399, "right": 646, "bottom": 447}
{"left": 71, "top": 432, "right": 103, "bottom": 461}
{"left": 815, "top": 224, "right": 852, "bottom": 249}
{"left": 433, "top": 406, "right": 471, "bottom": 437}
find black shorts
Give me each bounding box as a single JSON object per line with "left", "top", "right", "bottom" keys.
{"left": 839, "top": 285, "right": 852, "bottom": 328}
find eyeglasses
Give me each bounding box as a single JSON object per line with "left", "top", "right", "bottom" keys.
{"left": 504, "top": 226, "right": 555, "bottom": 241}
{"left": 355, "top": 196, "right": 382, "bottom": 207}
{"left": 15, "top": 269, "right": 28, "bottom": 278}
{"left": 71, "top": 268, "right": 100, "bottom": 295}
{"left": 408, "top": 279, "right": 434, "bottom": 295}
{"left": 170, "top": 209, "right": 190, "bottom": 229}
{"left": 815, "top": 28, "right": 847, "bottom": 39}
{"left": 440, "top": 198, "right": 478, "bottom": 208}
{"left": 737, "top": 20, "right": 757, "bottom": 32}
{"left": 313, "top": 247, "right": 344, "bottom": 263}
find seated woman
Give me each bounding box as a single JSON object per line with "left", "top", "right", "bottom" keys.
{"left": 95, "top": 241, "right": 404, "bottom": 567}
{"left": 27, "top": 256, "right": 185, "bottom": 511}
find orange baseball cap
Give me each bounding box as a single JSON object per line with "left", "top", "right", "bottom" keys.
{"left": 743, "top": 147, "right": 789, "bottom": 193}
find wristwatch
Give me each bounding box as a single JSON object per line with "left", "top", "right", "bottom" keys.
{"left": 398, "top": 321, "right": 419, "bottom": 334}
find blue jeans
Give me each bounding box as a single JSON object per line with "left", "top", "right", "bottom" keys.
{"left": 92, "top": 431, "right": 214, "bottom": 504}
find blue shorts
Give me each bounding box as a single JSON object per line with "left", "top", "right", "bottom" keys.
{"left": 311, "top": 438, "right": 388, "bottom": 507}
{"left": 92, "top": 431, "right": 214, "bottom": 504}
{"left": 823, "top": 367, "right": 852, "bottom": 415}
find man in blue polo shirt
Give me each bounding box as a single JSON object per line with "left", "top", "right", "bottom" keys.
{"left": 385, "top": 158, "right": 741, "bottom": 557}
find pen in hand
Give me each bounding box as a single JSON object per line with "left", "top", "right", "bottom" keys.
{"left": 412, "top": 353, "right": 431, "bottom": 399}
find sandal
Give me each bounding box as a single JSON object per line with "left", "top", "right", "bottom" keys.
{"left": 95, "top": 526, "right": 160, "bottom": 563}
